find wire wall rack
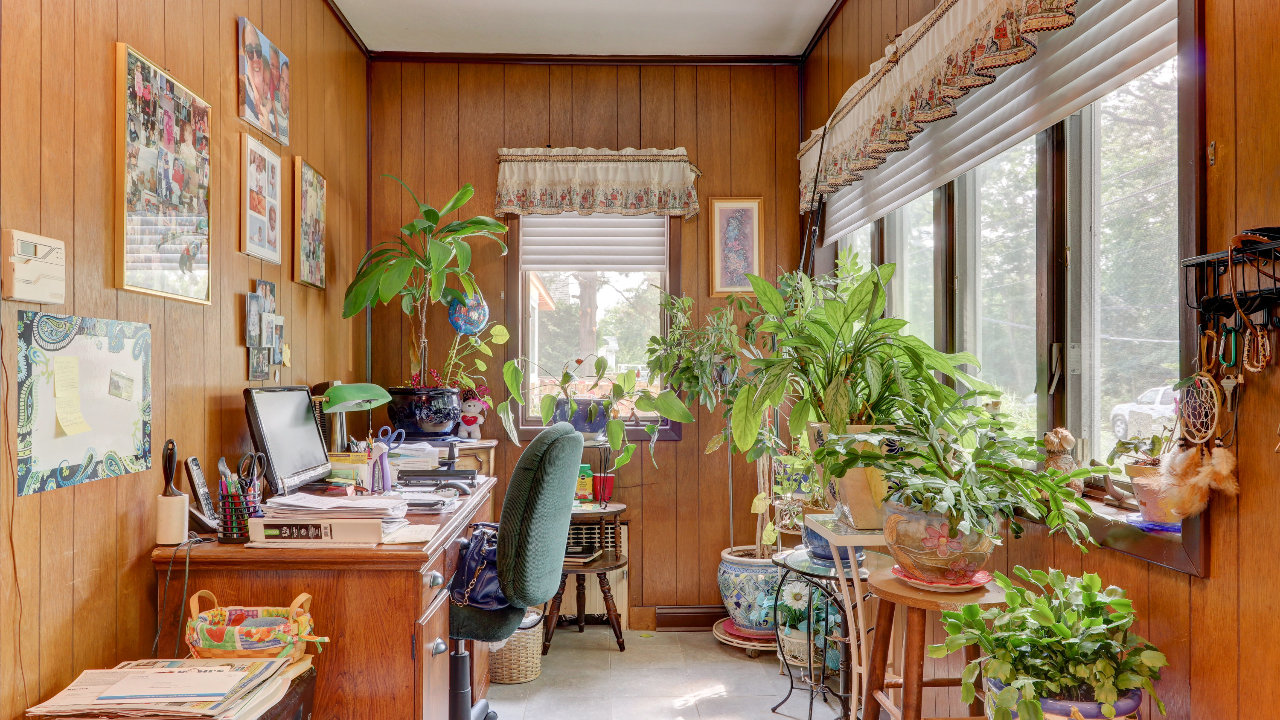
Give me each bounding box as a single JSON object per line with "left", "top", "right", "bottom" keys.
{"left": 1182, "top": 227, "right": 1280, "bottom": 329}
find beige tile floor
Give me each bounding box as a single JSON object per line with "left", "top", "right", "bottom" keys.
{"left": 486, "top": 626, "right": 843, "bottom": 720}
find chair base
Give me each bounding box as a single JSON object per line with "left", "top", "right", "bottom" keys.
{"left": 450, "top": 641, "right": 498, "bottom": 720}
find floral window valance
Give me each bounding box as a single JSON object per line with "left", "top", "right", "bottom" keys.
{"left": 799, "top": 0, "right": 1078, "bottom": 212}
{"left": 496, "top": 147, "right": 701, "bottom": 218}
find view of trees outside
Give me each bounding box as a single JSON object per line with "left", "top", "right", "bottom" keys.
{"left": 970, "top": 138, "right": 1039, "bottom": 436}
{"left": 836, "top": 222, "right": 874, "bottom": 270}
{"left": 523, "top": 269, "right": 663, "bottom": 417}
{"left": 1092, "top": 58, "right": 1181, "bottom": 454}
{"left": 897, "top": 193, "right": 936, "bottom": 345}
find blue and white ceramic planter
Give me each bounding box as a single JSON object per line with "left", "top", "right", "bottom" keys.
{"left": 552, "top": 397, "right": 611, "bottom": 439}
{"left": 802, "top": 523, "right": 855, "bottom": 565}
{"left": 986, "top": 680, "right": 1143, "bottom": 719}
{"left": 717, "top": 546, "right": 784, "bottom": 638}
{"left": 387, "top": 387, "right": 460, "bottom": 438}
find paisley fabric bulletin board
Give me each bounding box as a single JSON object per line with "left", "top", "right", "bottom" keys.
{"left": 16, "top": 312, "right": 152, "bottom": 496}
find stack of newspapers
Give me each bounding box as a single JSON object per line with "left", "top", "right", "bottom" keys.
{"left": 26, "top": 656, "right": 311, "bottom": 719}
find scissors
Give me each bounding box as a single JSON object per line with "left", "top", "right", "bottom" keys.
{"left": 237, "top": 452, "right": 267, "bottom": 496}
{"left": 375, "top": 426, "right": 405, "bottom": 451}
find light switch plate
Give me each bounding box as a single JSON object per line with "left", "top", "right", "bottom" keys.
{"left": 2, "top": 229, "right": 66, "bottom": 304}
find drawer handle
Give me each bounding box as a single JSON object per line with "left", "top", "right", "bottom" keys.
{"left": 431, "top": 639, "right": 448, "bottom": 656}
{"left": 426, "top": 571, "right": 445, "bottom": 588}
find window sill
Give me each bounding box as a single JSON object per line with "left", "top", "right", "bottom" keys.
{"left": 513, "top": 421, "right": 683, "bottom": 444}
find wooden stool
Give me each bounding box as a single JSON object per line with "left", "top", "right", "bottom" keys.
{"left": 863, "top": 566, "right": 1005, "bottom": 720}
{"left": 542, "top": 551, "right": 629, "bottom": 654}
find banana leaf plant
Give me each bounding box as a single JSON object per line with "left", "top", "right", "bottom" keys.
{"left": 342, "top": 175, "right": 508, "bottom": 377}
{"left": 729, "top": 252, "right": 981, "bottom": 453}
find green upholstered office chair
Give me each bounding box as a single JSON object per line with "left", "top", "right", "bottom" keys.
{"left": 450, "top": 422, "right": 583, "bottom": 720}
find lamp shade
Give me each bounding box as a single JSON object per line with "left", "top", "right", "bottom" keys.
{"left": 321, "top": 383, "right": 391, "bottom": 413}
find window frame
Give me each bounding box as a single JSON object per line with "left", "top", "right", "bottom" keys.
{"left": 503, "top": 214, "right": 684, "bottom": 443}
{"left": 847, "top": 19, "right": 1205, "bottom": 574}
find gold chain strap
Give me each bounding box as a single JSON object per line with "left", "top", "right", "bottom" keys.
{"left": 451, "top": 559, "right": 488, "bottom": 607}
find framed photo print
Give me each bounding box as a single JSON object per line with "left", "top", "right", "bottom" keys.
{"left": 237, "top": 17, "right": 290, "bottom": 145}
{"left": 709, "top": 197, "right": 762, "bottom": 297}
{"left": 241, "top": 134, "right": 282, "bottom": 264}
{"left": 116, "top": 44, "right": 213, "bottom": 304}
{"left": 248, "top": 347, "right": 270, "bottom": 381}
{"left": 245, "top": 292, "right": 262, "bottom": 347}
{"left": 294, "top": 158, "right": 326, "bottom": 288}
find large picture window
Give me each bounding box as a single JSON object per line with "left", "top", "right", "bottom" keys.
{"left": 957, "top": 138, "right": 1039, "bottom": 436}
{"left": 887, "top": 192, "right": 937, "bottom": 347}
{"left": 516, "top": 213, "right": 670, "bottom": 427}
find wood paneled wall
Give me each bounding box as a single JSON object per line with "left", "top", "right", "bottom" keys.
{"left": 803, "top": 1, "right": 1270, "bottom": 718}
{"left": 367, "top": 62, "right": 802, "bottom": 618}
{"left": 0, "top": 2, "right": 368, "bottom": 718}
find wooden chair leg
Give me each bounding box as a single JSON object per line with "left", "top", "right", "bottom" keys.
{"left": 597, "top": 572, "right": 625, "bottom": 651}
{"left": 861, "top": 597, "right": 897, "bottom": 720}
{"left": 901, "top": 607, "right": 927, "bottom": 720}
{"left": 542, "top": 573, "right": 568, "bottom": 655}
{"left": 575, "top": 573, "right": 587, "bottom": 632}
{"left": 963, "top": 642, "right": 983, "bottom": 716}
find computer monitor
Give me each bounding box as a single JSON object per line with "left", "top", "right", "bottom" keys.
{"left": 243, "top": 386, "right": 331, "bottom": 495}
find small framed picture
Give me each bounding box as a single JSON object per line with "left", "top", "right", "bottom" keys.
{"left": 238, "top": 17, "right": 290, "bottom": 145}
{"left": 272, "top": 316, "right": 285, "bottom": 365}
{"left": 261, "top": 312, "right": 279, "bottom": 351}
{"left": 245, "top": 292, "right": 262, "bottom": 347}
{"left": 708, "top": 197, "right": 762, "bottom": 297}
{"left": 255, "top": 278, "right": 277, "bottom": 313}
{"left": 248, "top": 347, "right": 270, "bottom": 381}
{"left": 242, "top": 134, "right": 283, "bottom": 264}
{"left": 294, "top": 157, "right": 326, "bottom": 288}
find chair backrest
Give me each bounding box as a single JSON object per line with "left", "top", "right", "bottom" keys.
{"left": 496, "top": 422, "right": 583, "bottom": 608}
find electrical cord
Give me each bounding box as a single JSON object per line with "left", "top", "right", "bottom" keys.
{"left": 2, "top": 319, "right": 31, "bottom": 708}
{"left": 153, "top": 532, "right": 214, "bottom": 658}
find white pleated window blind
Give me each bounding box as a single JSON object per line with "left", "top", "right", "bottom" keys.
{"left": 519, "top": 213, "right": 668, "bottom": 272}
{"left": 824, "top": 0, "right": 1177, "bottom": 244}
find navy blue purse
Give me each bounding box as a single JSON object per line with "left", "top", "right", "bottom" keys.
{"left": 449, "top": 522, "right": 509, "bottom": 611}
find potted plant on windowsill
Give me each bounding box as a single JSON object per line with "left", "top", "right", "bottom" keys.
{"left": 817, "top": 396, "right": 1101, "bottom": 586}
{"left": 342, "top": 176, "right": 507, "bottom": 437}
{"left": 929, "top": 566, "right": 1167, "bottom": 720}
{"left": 496, "top": 354, "right": 693, "bottom": 470}
{"left": 728, "top": 250, "right": 978, "bottom": 530}
{"left": 1106, "top": 425, "right": 1176, "bottom": 524}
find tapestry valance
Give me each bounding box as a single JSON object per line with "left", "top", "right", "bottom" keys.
{"left": 496, "top": 147, "right": 701, "bottom": 218}
{"left": 799, "top": 0, "right": 1079, "bottom": 212}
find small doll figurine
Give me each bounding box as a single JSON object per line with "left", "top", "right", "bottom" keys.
{"left": 456, "top": 388, "right": 488, "bottom": 441}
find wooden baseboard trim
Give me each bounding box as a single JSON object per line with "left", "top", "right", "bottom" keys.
{"left": 654, "top": 605, "right": 728, "bottom": 632}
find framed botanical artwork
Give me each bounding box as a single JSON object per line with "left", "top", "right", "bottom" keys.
{"left": 241, "top": 134, "right": 283, "bottom": 264}
{"left": 294, "top": 158, "right": 327, "bottom": 288}
{"left": 116, "top": 43, "right": 213, "bottom": 304}
{"left": 709, "top": 197, "right": 762, "bottom": 297}
{"left": 238, "top": 17, "right": 290, "bottom": 145}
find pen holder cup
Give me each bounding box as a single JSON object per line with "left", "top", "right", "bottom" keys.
{"left": 217, "top": 491, "right": 259, "bottom": 544}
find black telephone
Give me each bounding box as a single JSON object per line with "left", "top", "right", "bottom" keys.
{"left": 185, "top": 457, "right": 219, "bottom": 533}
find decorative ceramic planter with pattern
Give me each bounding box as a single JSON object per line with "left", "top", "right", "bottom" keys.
{"left": 986, "top": 680, "right": 1143, "bottom": 719}
{"left": 552, "top": 397, "right": 610, "bottom": 440}
{"left": 716, "top": 546, "right": 784, "bottom": 638}
{"left": 882, "top": 501, "right": 997, "bottom": 585}
{"left": 387, "top": 387, "right": 460, "bottom": 438}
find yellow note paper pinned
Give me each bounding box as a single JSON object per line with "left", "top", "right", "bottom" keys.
{"left": 51, "top": 356, "right": 91, "bottom": 435}
{"left": 52, "top": 356, "right": 80, "bottom": 397}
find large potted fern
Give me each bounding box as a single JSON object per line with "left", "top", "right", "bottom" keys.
{"left": 343, "top": 176, "right": 507, "bottom": 437}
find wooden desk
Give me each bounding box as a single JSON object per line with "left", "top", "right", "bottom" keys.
{"left": 152, "top": 478, "right": 496, "bottom": 720}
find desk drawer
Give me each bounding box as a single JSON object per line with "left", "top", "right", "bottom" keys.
{"left": 416, "top": 590, "right": 451, "bottom": 720}
{"left": 421, "top": 553, "right": 449, "bottom": 612}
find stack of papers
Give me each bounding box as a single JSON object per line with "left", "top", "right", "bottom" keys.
{"left": 390, "top": 488, "right": 462, "bottom": 514}
{"left": 26, "top": 657, "right": 311, "bottom": 719}
{"left": 263, "top": 493, "right": 408, "bottom": 519}
{"left": 389, "top": 441, "right": 441, "bottom": 472}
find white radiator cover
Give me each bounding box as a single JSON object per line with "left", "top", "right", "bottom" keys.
{"left": 559, "top": 524, "right": 629, "bottom": 629}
